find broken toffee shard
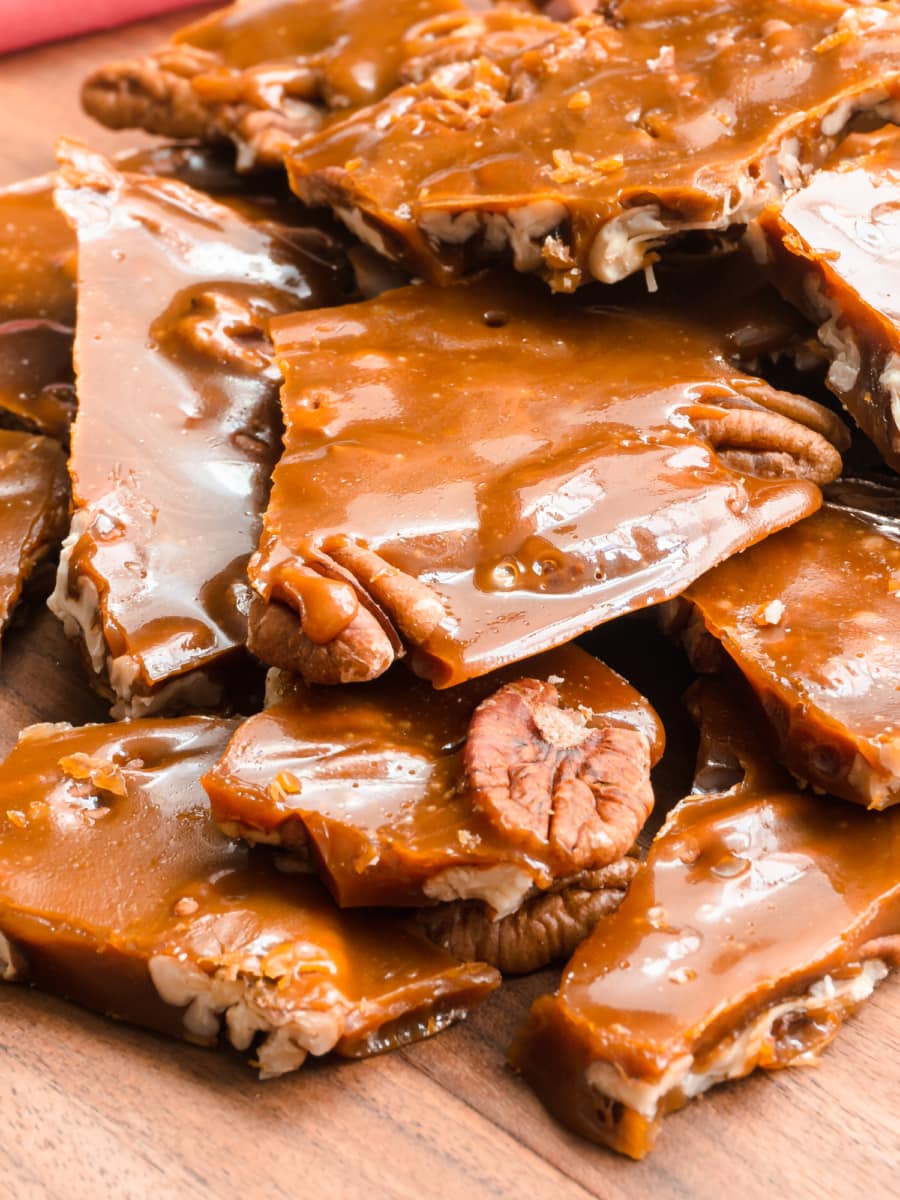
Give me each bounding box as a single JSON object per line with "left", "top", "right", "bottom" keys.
{"left": 0, "top": 717, "right": 498, "bottom": 1077}
{"left": 249, "top": 272, "right": 846, "bottom": 688}
{"left": 756, "top": 127, "right": 900, "bottom": 471}
{"left": 289, "top": 1, "right": 900, "bottom": 289}
{"left": 668, "top": 479, "right": 900, "bottom": 810}
{"left": 81, "top": 0, "right": 481, "bottom": 170}
{"left": 48, "top": 143, "right": 349, "bottom": 718}
{"left": 0, "top": 431, "right": 69, "bottom": 638}
{"left": 204, "top": 644, "right": 661, "bottom": 969}
{"left": 510, "top": 679, "right": 900, "bottom": 1160}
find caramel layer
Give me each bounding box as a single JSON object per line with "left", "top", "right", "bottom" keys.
{"left": 204, "top": 644, "right": 663, "bottom": 907}
{"left": 0, "top": 430, "right": 69, "bottom": 634}
{"left": 680, "top": 481, "right": 900, "bottom": 809}
{"left": 48, "top": 143, "right": 350, "bottom": 716}
{"left": 291, "top": 1, "right": 900, "bottom": 288}
{"left": 757, "top": 127, "right": 900, "bottom": 470}
{"left": 250, "top": 270, "right": 841, "bottom": 688}
{"left": 0, "top": 717, "right": 498, "bottom": 1077}
{"left": 510, "top": 680, "right": 900, "bottom": 1158}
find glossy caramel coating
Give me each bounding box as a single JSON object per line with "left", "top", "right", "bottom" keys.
{"left": 0, "top": 320, "right": 74, "bottom": 440}
{"left": 510, "top": 681, "right": 900, "bottom": 1158}
{"left": 204, "top": 644, "right": 663, "bottom": 907}
{"left": 0, "top": 144, "right": 320, "bottom": 439}
{"left": 0, "top": 717, "right": 498, "bottom": 1075}
{"left": 0, "top": 430, "right": 69, "bottom": 635}
{"left": 682, "top": 484, "right": 900, "bottom": 809}
{"left": 757, "top": 128, "right": 900, "bottom": 470}
{"left": 49, "top": 143, "right": 349, "bottom": 716}
{"left": 291, "top": 1, "right": 900, "bottom": 289}
{"left": 0, "top": 177, "right": 76, "bottom": 324}
{"left": 82, "top": 0, "right": 472, "bottom": 169}
{"left": 250, "top": 271, "right": 841, "bottom": 688}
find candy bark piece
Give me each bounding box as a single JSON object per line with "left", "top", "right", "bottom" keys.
{"left": 510, "top": 679, "right": 900, "bottom": 1159}
{"left": 204, "top": 643, "right": 662, "bottom": 916}
{"left": 670, "top": 480, "right": 900, "bottom": 810}
{"left": 290, "top": 1, "right": 900, "bottom": 289}
{"left": 249, "top": 272, "right": 844, "bottom": 688}
{"left": 0, "top": 144, "right": 317, "bottom": 439}
{"left": 0, "top": 320, "right": 75, "bottom": 440}
{"left": 0, "top": 716, "right": 498, "bottom": 1077}
{"left": 0, "top": 430, "right": 69, "bottom": 637}
{"left": 48, "top": 143, "right": 349, "bottom": 719}
{"left": 81, "top": 0, "right": 478, "bottom": 170}
{"left": 0, "top": 175, "right": 76, "bottom": 324}
{"left": 756, "top": 128, "right": 900, "bottom": 470}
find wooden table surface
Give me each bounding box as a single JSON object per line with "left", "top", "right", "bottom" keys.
{"left": 0, "top": 9, "right": 898, "bottom": 1199}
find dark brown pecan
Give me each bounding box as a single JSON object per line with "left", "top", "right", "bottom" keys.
{"left": 465, "top": 679, "right": 653, "bottom": 872}
{"left": 416, "top": 858, "right": 639, "bottom": 974}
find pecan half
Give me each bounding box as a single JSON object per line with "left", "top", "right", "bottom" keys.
{"left": 247, "top": 594, "right": 396, "bottom": 685}
{"left": 416, "top": 858, "right": 639, "bottom": 975}
{"left": 696, "top": 406, "right": 842, "bottom": 484}
{"left": 465, "top": 679, "right": 654, "bottom": 872}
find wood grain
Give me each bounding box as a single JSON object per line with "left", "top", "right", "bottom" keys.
{"left": 0, "top": 11, "right": 898, "bottom": 1200}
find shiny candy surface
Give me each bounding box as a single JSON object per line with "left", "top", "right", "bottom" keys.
{"left": 0, "top": 716, "right": 498, "bottom": 1066}
{"left": 204, "top": 644, "right": 664, "bottom": 906}
{"left": 291, "top": 1, "right": 900, "bottom": 287}
{"left": 759, "top": 128, "right": 900, "bottom": 469}
{"left": 251, "top": 271, "right": 831, "bottom": 687}
{"left": 52, "top": 143, "right": 349, "bottom": 709}
{"left": 684, "top": 483, "right": 900, "bottom": 808}
{"left": 511, "top": 681, "right": 900, "bottom": 1157}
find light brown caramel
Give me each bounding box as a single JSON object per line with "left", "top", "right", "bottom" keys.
{"left": 290, "top": 1, "right": 900, "bottom": 289}
{"left": 510, "top": 680, "right": 900, "bottom": 1158}
{"left": 678, "top": 481, "right": 900, "bottom": 809}
{"left": 249, "top": 270, "right": 843, "bottom": 688}
{"left": 757, "top": 127, "right": 900, "bottom": 470}
{"left": 49, "top": 143, "right": 350, "bottom": 717}
{"left": 203, "top": 644, "right": 663, "bottom": 908}
{"left": 0, "top": 430, "right": 69, "bottom": 635}
{"left": 0, "top": 717, "right": 498, "bottom": 1077}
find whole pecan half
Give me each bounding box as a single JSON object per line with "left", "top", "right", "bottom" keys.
{"left": 464, "top": 679, "right": 653, "bottom": 872}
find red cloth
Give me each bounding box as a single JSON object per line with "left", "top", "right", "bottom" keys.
{"left": 0, "top": 0, "right": 204, "bottom": 56}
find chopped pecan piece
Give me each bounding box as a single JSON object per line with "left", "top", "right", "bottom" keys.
{"left": 465, "top": 679, "right": 653, "bottom": 872}
{"left": 416, "top": 857, "right": 639, "bottom": 974}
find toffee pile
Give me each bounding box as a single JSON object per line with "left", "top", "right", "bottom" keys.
{"left": 0, "top": 0, "right": 898, "bottom": 1164}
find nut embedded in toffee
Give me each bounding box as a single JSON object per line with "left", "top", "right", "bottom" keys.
{"left": 669, "top": 480, "right": 900, "bottom": 810}
{"left": 0, "top": 716, "right": 499, "bottom": 1077}
{"left": 249, "top": 272, "right": 845, "bottom": 688}
{"left": 755, "top": 127, "right": 900, "bottom": 471}
{"left": 290, "top": 1, "right": 900, "bottom": 289}
{"left": 510, "top": 679, "right": 900, "bottom": 1159}
{"left": 48, "top": 142, "right": 350, "bottom": 718}
{"left": 203, "top": 644, "right": 663, "bottom": 930}
{"left": 81, "top": 0, "right": 479, "bottom": 170}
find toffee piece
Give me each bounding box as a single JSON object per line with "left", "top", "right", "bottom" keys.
{"left": 204, "top": 644, "right": 662, "bottom": 922}
{"left": 48, "top": 143, "right": 349, "bottom": 718}
{"left": 756, "top": 128, "right": 900, "bottom": 470}
{"left": 250, "top": 272, "right": 845, "bottom": 688}
{"left": 510, "top": 680, "right": 900, "bottom": 1159}
{"left": 669, "top": 480, "right": 900, "bottom": 810}
{"left": 0, "top": 320, "right": 74, "bottom": 440}
{"left": 0, "top": 430, "right": 69, "bottom": 638}
{"left": 81, "top": 0, "right": 478, "bottom": 170}
{"left": 290, "top": 1, "right": 900, "bottom": 289}
{"left": 0, "top": 716, "right": 498, "bottom": 1076}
